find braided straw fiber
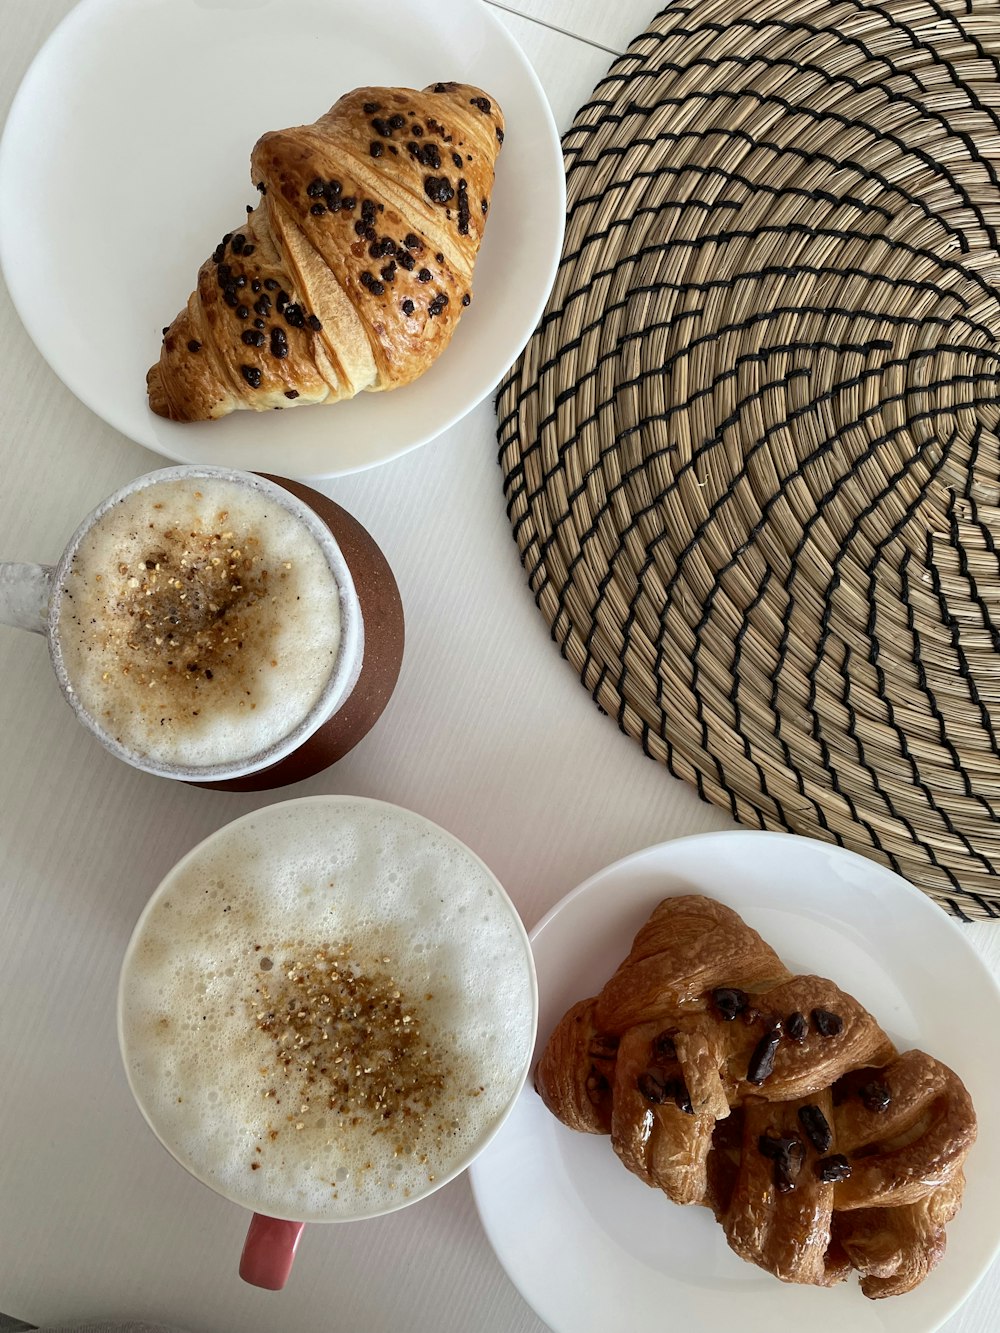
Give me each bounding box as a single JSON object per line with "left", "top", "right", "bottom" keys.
{"left": 497, "top": 0, "right": 1000, "bottom": 919}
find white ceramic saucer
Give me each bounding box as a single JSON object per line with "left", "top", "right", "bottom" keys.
{"left": 469, "top": 830, "right": 1000, "bottom": 1333}
{"left": 0, "top": 0, "right": 565, "bottom": 478}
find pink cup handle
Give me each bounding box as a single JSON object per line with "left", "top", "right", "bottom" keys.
{"left": 239, "top": 1213, "right": 305, "bottom": 1290}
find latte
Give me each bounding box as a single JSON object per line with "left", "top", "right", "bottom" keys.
{"left": 118, "top": 797, "right": 536, "bottom": 1222}
{"left": 52, "top": 471, "right": 353, "bottom": 774}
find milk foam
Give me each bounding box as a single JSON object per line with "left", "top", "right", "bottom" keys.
{"left": 119, "top": 799, "right": 536, "bottom": 1222}
{"left": 55, "top": 476, "right": 343, "bottom": 770}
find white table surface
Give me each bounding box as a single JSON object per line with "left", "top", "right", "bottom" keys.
{"left": 1, "top": 3, "right": 998, "bottom": 1331}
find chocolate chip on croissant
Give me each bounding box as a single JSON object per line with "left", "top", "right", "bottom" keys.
{"left": 147, "top": 83, "right": 504, "bottom": 421}
{"left": 534, "top": 895, "right": 976, "bottom": 1298}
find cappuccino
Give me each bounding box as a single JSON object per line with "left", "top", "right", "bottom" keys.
{"left": 52, "top": 472, "right": 349, "bottom": 773}
{"left": 118, "top": 798, "right": 536, "bottom": 1222}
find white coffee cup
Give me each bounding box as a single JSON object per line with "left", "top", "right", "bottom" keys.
{"left": 117, "top": 795, "right": 538, "bottom": 1289}
{"left": 0, "top": 466, "right": 363, "bottom": 782}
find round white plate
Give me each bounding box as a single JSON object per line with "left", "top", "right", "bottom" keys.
{"left": 0, "top": 0, "right": 564, "bottom": 479}
{"left": 469, "top": 830, "right": 1000, "bottom": 1333}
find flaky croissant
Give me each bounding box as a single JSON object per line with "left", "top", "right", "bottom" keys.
{"left": 535, "top": 896, "right": 976, "bottom": 1298}
{"left": 148, "top": 82, "right": 504, "bottom": 421}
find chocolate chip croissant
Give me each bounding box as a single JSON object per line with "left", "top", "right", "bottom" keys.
{"left": 535, "top": 896, "right": 976, "bottom": 1298}
{"left": 147, "top": 83, "right": 504, "bottom": 421}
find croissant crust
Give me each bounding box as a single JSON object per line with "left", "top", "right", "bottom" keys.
{"left": 534, "top": 895, "right": 977, "bottom": 1298}
{"left": 148, "top": 82, "right": 504, "bottom": 421}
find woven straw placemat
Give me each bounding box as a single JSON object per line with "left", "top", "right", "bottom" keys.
{"left": 497, "top": 0, "right": 1000, "bottom": 919}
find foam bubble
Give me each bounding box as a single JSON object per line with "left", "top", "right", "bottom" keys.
{"left": 120, "top": 800, "right": 535, "bottom": 1221}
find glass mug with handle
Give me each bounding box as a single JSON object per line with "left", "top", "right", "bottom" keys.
{"left": 117, "top": 795, "right": 538, "bottom": 1288}
{"left": 0, "top": 465, "right": 363, "bottom": 783}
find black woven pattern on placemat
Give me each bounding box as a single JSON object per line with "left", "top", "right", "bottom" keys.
{"left": 497, "top": 0, "right": 1000, "bottom": 919}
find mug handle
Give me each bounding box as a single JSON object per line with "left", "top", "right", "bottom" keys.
{"left": 239, "top": 1213, "right": 306, "bottom": 1290}
{"left": 0, "top": 562, "right": 52, "bottom": 634}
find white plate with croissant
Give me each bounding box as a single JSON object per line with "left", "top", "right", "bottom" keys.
{"left": 0, "top": 0, "right": 564, "bottom": 477}
{"left": 469, "top": 831, "right": 1000, "bottom": 1333}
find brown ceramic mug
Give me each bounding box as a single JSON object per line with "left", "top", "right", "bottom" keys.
{"left": 0, "top": 466, "right": 400, "bottom": 787}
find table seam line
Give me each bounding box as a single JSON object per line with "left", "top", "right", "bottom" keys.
{"left": 484, "top": 1, "right": 625, "bottom": 57}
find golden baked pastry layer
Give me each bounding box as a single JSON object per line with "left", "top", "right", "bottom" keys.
{"left": 535, "top": 895, "right": 976, "bottom": 1298}
{"left": 148, "top": 83, "right": 504, "bottom": 421}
